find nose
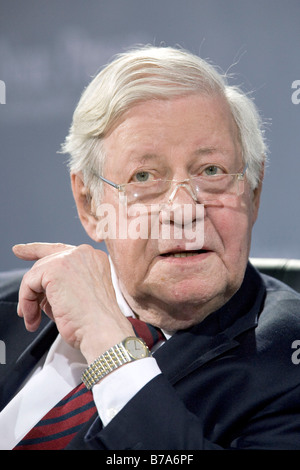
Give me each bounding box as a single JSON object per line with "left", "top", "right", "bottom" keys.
{"left": 158, "top": 198, "right": 205, "bottom": 250}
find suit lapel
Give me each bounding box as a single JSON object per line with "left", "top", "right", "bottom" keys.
{"left": 0, "top": 319, "right": 58, "bottom": 412}
{"left": 155, "top": 330, "right": 239, "bottom": 385}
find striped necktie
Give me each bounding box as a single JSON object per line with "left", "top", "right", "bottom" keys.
{"left": 14, "top": 318, "right": 164, "bottom": 450}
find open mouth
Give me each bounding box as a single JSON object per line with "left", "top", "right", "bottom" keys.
{"left": 160, "top": 249, "right": 208, "bottom": 258}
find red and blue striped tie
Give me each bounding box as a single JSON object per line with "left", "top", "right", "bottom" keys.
{"left": 14, "top": 318, "right": 164, "bottom": 450}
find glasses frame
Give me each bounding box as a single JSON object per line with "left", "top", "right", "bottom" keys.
{"left": 94, "top": 164, "right": 248, "bottom": 204}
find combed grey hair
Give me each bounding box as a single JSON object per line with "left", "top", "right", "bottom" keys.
{"left": 61, "top": 45, "right": 267, "bottom": 202}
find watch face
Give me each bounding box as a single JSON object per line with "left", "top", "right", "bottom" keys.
{"left": 124, "top": 337, "right": 149, "bottom": 360}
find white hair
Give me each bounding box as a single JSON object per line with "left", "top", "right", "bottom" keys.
{"left": 61, "top": 45, "right": 267, "bottom": 201}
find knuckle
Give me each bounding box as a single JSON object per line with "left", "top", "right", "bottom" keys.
{"left": 75, "top": 244, "right": 97, "bottom": 257}
{"left": 75, "top": 244, "right": 108, "bottom": 267}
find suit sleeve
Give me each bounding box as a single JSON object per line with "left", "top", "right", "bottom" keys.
{"left": 84, "top": 374, "right": 223, "bottom": 450}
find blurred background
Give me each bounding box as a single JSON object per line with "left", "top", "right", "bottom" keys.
{"left": 0, "top": 0, "right": 299, "bottom": 271}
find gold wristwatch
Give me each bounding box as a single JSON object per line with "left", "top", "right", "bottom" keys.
{"left": 81, "top": 336, "right": 151, "bottom": 389}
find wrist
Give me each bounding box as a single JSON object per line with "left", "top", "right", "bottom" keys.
{"left": 80, "top": 321, "right": 135, "bottom": 365}
{"left": 81, "top": 336, "right": 152, "bottom": 389}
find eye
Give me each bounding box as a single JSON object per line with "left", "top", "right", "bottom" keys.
{"left": 203, "top": 165, "right": 224, "bottom": 176}
{"left": 133, "top": 171, "right": 153, "bottom": 183}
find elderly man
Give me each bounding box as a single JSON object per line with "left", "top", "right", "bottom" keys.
{"left": 1, "top": 46, "right": 300, "bottom": 450}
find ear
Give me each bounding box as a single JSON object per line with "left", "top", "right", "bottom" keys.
{"left": 71, "top": 173, "right": 103, "bottom": 242}
{"left": 251, "top": 163, "right": 265, "bottom": 226}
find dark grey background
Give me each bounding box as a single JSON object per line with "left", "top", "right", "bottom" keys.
{"left": 0, "top": 0, "right": 299, "bottom": 271}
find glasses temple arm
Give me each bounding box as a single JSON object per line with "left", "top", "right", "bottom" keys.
{"left": 242, "top": 164, "right": 248, "bottom": 176}
{"left": 97, "top": 174, "right": 121, "bottom": 190}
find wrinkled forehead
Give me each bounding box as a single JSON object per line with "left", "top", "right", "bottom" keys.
{"left": 101, "top": 94, "right": 242, "bottom": 177}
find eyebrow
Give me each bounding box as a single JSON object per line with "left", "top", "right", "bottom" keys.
{"left": 129, "top": 153, "right": 162, "bottom": 163}
{"left": 194, "top": 147, "right": 218, "bottom": 156}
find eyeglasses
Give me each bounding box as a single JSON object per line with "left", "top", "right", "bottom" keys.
{"left": 94, "top": 165, "right": 248, "bottom": 205}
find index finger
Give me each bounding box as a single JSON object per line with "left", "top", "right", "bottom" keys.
{"left": 12, "top": 242, "right": 75, "bottom": 261}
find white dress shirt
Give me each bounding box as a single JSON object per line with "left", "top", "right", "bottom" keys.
{"left": 0, "top": 259, "right": 165, "bottom": 450}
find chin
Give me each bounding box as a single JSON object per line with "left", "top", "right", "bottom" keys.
{"left": 158, "top": 277, "right": 220, "bottom": 303}
{"left": 152, "top": 276, "right": 239, "bottom": 325}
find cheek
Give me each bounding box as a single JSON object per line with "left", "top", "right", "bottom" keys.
{"left": 104, "top": 204, "right": 158, "bottom": 287}
{"left": 106, "top": 238, "right": 150, "bottom": 286}
{"left": 207, "top": 199, "right": 253, "bottom": 258}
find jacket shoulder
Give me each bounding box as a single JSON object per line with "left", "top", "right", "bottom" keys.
{"left": 257, "top": 273, "right": 300, "bottom": 342}
{"left": 262, "top": 273, "right": 300, "bottom": 311}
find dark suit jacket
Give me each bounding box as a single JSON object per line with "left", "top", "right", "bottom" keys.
{"left": 1, "top": 264, "right": 300, "bottom": 450}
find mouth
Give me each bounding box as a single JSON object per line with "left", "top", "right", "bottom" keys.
{"left": 160, "top": 249, "right": 210, "bottom": 258}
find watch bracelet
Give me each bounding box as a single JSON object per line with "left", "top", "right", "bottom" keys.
{"left": 81, "top": 342, "right": 131, "bottom": 390}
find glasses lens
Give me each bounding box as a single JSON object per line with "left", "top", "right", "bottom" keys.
{"left": 125, "top": 180, "right": 170, "bottom": 204}
{"left": 191, "top": 174, "right": 244, "bottom": 201}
